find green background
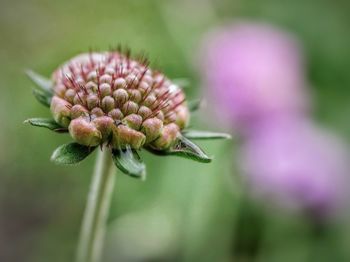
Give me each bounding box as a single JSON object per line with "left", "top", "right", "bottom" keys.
{"left": 0, "top": 0, "right": 350, "bottom": 261}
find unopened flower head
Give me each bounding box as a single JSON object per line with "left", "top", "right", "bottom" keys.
{"left": 26, "top": 48, "right": 229, "bottom": 176}
{"left": 50, "top": 52, "right": 189, "bottom": 150}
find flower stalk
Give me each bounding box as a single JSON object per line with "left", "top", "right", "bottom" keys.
{"left": 76, "top": 146, "right": 116, "bottom": 262}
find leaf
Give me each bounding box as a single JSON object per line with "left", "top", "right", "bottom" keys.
{"left": 182, "top": 130, "right": 231, "bottom": 140}
{"left": 112, "top": 146, "right": 146, "bottom": 179}
{"left": 24, "top": 118, "right": 68, "bottom": 132}
{"left": 32, "top": 89, "right": 52, "bottom": 107}
{"left": 188, "top": 99, "right": 202, "bottom": 112}
{"left": 148, "top": 135, "right": 212, "bottom": 163}
{"left": 51, "top": 143, "right": 96, "bottom": 165}
{"left": 25, "top": 69, "right": 53, "bottom": 94}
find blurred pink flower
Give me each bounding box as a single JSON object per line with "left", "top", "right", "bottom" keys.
{"left": 199, "top": 21, "right": 310, "bottom": 132}
{"left": 240, "top": 117, "right": 350, "bottom": 220}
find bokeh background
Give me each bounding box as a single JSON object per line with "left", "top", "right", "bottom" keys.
{"left": 1, "top": 0, "right": 350, "bottom": 261}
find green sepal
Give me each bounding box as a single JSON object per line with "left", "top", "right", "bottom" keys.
{"left": 24, "top": 118, "right": 68, "bottom": 132}
{"left": 182, "top": 130, "right": 231, "bottom": 140}
{"left": 112, "top": 146, "right": 146, "bottom": 179}
{"left": 26, "top": 69, "right": 53, "bottom": 94}
{"left": 32, "top": 88, "right": 52, "bottom": 107}
{"left": 51, "top": 143, "right": 96, "bottom": 165}
{"left": 148, "top": 135, "right": 212, "bottom": 163}
{"left": 188, "top": 99, "right": 201, "bottom": 112}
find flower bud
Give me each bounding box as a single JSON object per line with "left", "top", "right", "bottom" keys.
{"left": 113, "top": 88, "right": 129, "bottom": 105}
{"left": 113, "top": 78, "right": 127, "bottom": 89}
{"left": 50, "top": 96, "right": 71, "bottom": 127}
{"left": 156, "top": 111, "right": 164, "bottom": 121}
{"left": 86, "top": 94, "right": 99, "bottom": 110}
{"left": 126, "top": 74, "right": 139, "bottom": 87}
{"left": 113, "top": 125, "right": 146, "bottom": 149}
{"left": 129, "top": 89, "right": 142, "bottom": 103}
{"left": 105, "top": 67, "right": 115, "bottom": 75}
{"left": 122, "top": 101, "right": 138, "bottom": 115}
{"left": 99, "top": 83, "right": 111, "bottom": 97}
{"left": 152, "top": 123, "right": 179, "bottom": 149}
{"left": 86, "top": 81, "right": 98, "bottom": 93}
{"left": 138, "top": 81, "right": 149, "bottom": 94}
{"left": 100, "top": 74, "right": 112, "bottom": 84}
{"left": 92, "top": 116, "right": 114, "bottom": 140}
{"left": 55, "top": 84, "right": 66, "bottom": 97}
{"left": 102, "top": 96, "right": 115, "bottom": 112}
{"left": 68, "top": 117, "right": 102, "bottom": 146}
{"left": 73, "top": 92, "right": 86, "bottom": 105}
{"left": 122, "top": 114, "right": 143, "bottom": 130}
{"left": 108, "top": 108, "right": 124, "bottom": 121}
{"left": 142, "top": 95, "right": 156, "bottom": 107}
{"left": 87, "top": 71, "right": 97, "bottom": 81}
{"left": 175, "top": 105, "right": 190, "bottom": 129}
{"left": 65, "top": 89, "right": 76, "bottom": 104}
{"left": 142, "top": 117, "right": 163, "bottom": 143}
{"left": 91, "top": 107, "right": 105, "bottom": 117}
{"left": 142, "top": 74, "right": 154, "bottom": 86}
{"left": 138, "top": 106, "right": 152, "bottom": 119}
{"left": 71, "top": 104, "right": 89, "bottom": 119}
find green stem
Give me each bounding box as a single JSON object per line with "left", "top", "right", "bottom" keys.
{"left": 76, "top": 146, "right": 116, "bottom": 262}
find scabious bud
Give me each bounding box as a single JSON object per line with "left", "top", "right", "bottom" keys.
{"left": 152, "top": 123, "right": 179, "bottom": 149}
{"left": 50, "top": 96, "right": 71, "bottom": 127}
{"left": 50, "top": 51, "right": 190, "bottom": 149}
{"left": 69, "top": 117, "right": 102, "bottom": 146}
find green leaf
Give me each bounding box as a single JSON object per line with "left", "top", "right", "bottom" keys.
{"left": 32, "top": 88, "right": 52, "bottom": 107}
{"left": 188, "top": 99, "right": 201, "bottom": 112}
{"left": 26, "top": 69, "right": 53, "bottom": 94}
{"left": 112, "top": 146, "right": 146, "bottom": 179}
{"left": 51, "top": 143, "right": 96, "bottom": 165}
{"left": 148, "top": 135, "right": 212, "bottom": 163}
{"left": 182, "top": 130, "right": 231, "bottom": 140}
{"left": 24, "top": 118, "right": 67, "bottom": 132}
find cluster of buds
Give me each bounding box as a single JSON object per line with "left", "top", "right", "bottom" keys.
{"left": 26, "top": 48, "right": 229, "bottom": 177}
{"left": 51, "top": 52, "right": 189, "bottom": 150}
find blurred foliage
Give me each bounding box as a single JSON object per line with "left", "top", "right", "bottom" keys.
{"left": 0, "top": 0, "right": 350, "bottom": 261}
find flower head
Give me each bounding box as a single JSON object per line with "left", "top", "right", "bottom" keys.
{"left": 25, "top": 49, "right": 230, "bottom": 178}
{"left": 240, "top": 118, "right": 350, "bottom": 221}
{"left": 199, "top": 21, "right": 310, "bottom": 132}
{"left": 50, "top": 52, "right": 189, "bottom": 150}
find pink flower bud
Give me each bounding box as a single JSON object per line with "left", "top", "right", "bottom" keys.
{"left": 71, "top": 104, "right": 89, "bottom": 119}
{"left": 122, "top": 114, "right": 143, "bottom": 130}
{"left": 92, "top": 116, "right": 114, "bottom": 140}
{"left": 68, "top": 117, "right": 102, "bottom": 146}
{"left": 113, "top": 125, "right": 146, "bottom": 149}
{"left": 142, "top": 117, "right": 163, "bottom": 143}
{"left": 175, "top": 105, "right": 190, "bottom": 129}
{"left": 50, "top": 96, "right": 71, "bottom": 127}
{"left": 101, "top": 96, "right": 115, "bottom": 112}
{"left": 99, "top": 83, "right": 112, "bottom": 97}
{"left": 152, "top": 123, "right": 179, "bottom": 149}
{"left": 108, "top": 109, "right": 124, "bottom": 121}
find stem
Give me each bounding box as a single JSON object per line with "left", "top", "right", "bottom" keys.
{"left": 76, "top": 146, "right": 116, "bottom": 262}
